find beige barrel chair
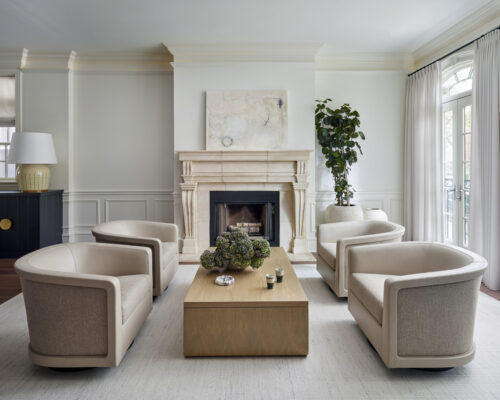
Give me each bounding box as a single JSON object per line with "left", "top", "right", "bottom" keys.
{"left": 347, "top": 242, "right": 487, "bottom": 369}
{"left": 92, "top": 220, "right": 179, "bottom": 297}
{"left": 15, "top": 243, "right": 153, "bottom": 368}
{"left": 316, "top": 220, "right": 405, "bottom": 297}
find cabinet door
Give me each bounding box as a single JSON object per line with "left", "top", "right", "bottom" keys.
{"left": 0, "top": 196, "right": 39, "bottom": 258}
{"left": 39, "top": 192, "right": 63, "bottom": 247}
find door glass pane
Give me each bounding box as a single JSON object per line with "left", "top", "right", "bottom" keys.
{"left": 0, "top": 162, "right": 4, "bottom": 178}
{"left": 464, "top": 105, "right": 472, "bottom": 133}
{"left": 445, "top": 110, "right": 453, "bottom": 136}
{"left": 444, "top": 109, "right": 454, "bottom": 186}
{"left": 463, "top": 220, "right": 469, "bottom": 247}
{"left": 463, "top": 162, "right": 470, "bottom": 188}
{"left": 446, "top": 190, "right": 454, "bottom": 213}
{"left": 464, "top": 190, "right": 470, "bottom": 218}
{"left": 445, "top": 214, "right": 453, "bottom": 242}
{"left": 464, "top": 133, "right": 471, "bottom": 162}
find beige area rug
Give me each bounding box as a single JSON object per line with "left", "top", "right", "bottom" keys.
{"left": 1, "top": 265, "right": 500, "bottom": 400}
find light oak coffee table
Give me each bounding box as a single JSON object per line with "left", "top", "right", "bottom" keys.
{"left": 183, "top": 247, "right": 308, "bottom": 357}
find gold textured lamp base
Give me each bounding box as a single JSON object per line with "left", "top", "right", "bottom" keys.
{"left": 16, "top": 164, "right": 51, "bottom": 192}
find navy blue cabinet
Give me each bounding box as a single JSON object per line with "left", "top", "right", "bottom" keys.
{"left": 0, "top": 190, "right": 63, "bottom": 258}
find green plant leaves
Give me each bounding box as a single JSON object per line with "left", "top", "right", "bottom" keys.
{"left": 314, "top": 98, "right": 365, "bottom": 206}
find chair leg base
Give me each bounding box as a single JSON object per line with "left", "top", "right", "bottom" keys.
{"left": 49, "top": 367, "right": 95, "bottom": 372}
{"left": 415, "top": 367, "right": 454, "bottom": 372}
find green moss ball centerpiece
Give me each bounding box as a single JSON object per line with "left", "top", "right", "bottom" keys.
{"left": 200, "top": 228, "right": 271, "bottom": 272}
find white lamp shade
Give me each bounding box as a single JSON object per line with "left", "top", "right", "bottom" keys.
{"left": 7, "top": 132, "right": 57, "bottom": 164}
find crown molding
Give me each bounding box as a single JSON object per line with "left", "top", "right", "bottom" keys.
{"left": 315, "top": 52, "right": 414, "bottom": 71}
{"left": 165, "top": 43, "right": 323, "bottom": 63}
{"left": 72, "top": 49, "right": 173, "bottom": 72}
{"left": 3, "top": 48, "right": 172, "bottom": 73}
{"left": 0, "top": 48, "right": 27, "bottom": 70}
{"left": 413, "top": 0, "right": 500, "bottom": 70}
{"left": 21, "top": 50, "right": 75, "bottom": 71}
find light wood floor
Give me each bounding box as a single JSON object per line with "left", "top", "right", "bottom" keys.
{"left": 1, "top": 265, "right": 500, "bottom": 400}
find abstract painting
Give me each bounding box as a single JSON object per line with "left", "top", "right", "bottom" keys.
{"left": 206, "top": 90, "right": 288, "bottom": 150}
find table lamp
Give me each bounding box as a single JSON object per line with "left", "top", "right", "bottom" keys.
{"left": 7, "top": 132, "right": 57, "bottom": 192}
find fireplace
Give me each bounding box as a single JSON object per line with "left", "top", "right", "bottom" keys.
{"left": 210, "top": 191, "right": 280, "bottom": 246}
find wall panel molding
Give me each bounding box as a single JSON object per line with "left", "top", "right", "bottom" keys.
{"left": 63, "top": 190, "right": 174, "bottom": 242}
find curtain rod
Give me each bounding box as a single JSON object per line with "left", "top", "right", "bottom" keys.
{"left": 408, "top": 25, "right": 500, "bottom": 77}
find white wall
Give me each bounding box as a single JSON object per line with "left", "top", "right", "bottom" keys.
{"left": 315, "top": 70, "right": 407, "bottom": 224}
{"left": 173, "top": 61, "right": 317, "bottom": 250}
{"left": 18, "top": 68, "right": 175, "bottom": 242}
{"left": 22, "top": 71, "right": 73, "bottom": 191}
{"left": 174, "top": 62, "right": 315, "bottom": 151}
{"left": 73, "top": 72, "right": 173, "bottom": 191}
{"left": 66, "top": 71, "right": 175, "bottom": 240}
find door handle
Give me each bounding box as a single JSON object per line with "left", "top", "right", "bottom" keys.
{"left": 445, "top": 184, "right": 463, "bottom": 201}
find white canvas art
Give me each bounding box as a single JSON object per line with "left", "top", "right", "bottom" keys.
{"left": 206, "top": 90, "right": 288, "bottom": 150}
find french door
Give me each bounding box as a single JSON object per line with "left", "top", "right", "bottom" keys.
{"left": 442, "top": 95, "right": 471, "bottom": 247}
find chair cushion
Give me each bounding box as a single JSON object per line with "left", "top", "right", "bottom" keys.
{"left": 318, "top": 242, "right": 336, "bottom": 268}
{"left": 117, "top": 274, "right": 151, "bottom": 323}
{"left": 161, "top": 242, "right": 178, "bottom": 270}
{"left": 350, "top": 273, "right": 395, "bottom": 325}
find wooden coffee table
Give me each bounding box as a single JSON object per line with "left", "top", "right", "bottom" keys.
{"left": 183, "top": 247, "right": 308, "bottom": 357}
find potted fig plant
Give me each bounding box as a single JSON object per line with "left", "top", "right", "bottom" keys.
{"left": 200, "top": 228, "right": 271, "bottom": 272}
{"left": 315, "top": 99, "right": 365, "bottom": 222}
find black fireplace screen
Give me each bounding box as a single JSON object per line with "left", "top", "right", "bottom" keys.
{"left": 209, "top": 191, "right": 280, "bottom": 246}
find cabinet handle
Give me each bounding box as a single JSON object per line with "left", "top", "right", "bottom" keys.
{"left": 0, "top": 218, "right": 12, "bottom": 231}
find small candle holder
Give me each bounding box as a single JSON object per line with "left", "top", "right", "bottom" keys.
{"left": 275, "top": 267, "right": 284, "bottom": 283}
{"left": 266, "top": 273, "right": 276, "bottom": 289}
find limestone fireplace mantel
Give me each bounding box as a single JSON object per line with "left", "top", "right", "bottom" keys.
{"left": 178, "top": 150, "right": 312, "bottom": 255}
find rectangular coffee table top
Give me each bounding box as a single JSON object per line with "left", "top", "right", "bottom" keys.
{"left": 184, "top": 247, "right": 308, "bottom": 308}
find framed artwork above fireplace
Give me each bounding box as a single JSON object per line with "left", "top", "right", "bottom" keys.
{"left": 206, "top": 90, "right": 288, "bottom": 150}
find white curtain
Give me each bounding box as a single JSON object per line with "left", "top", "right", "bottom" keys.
{"left": 404, "top": 63, "right": 443, "bottom": 241}
{"left": 470, "top": 30, "right": 500, "bottom": 290}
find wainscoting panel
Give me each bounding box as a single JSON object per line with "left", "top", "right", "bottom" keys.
{"left": 64, "top": 190, "right": 174, "bottom": 242}
{"left": 105, "top": 199, "right": 148, "bottom": 221}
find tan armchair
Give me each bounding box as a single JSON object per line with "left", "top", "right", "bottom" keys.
{"left": 347, "top": 242, "right": 487, "bottom": 369}
{"left": 316, "top": 220, "right": 405, "bottom": 297}
{"left": 92, "top": 220, "right": 179, "bottom": 296}
{"left": 15, "top": 243, "right": 153, "bottom": 368}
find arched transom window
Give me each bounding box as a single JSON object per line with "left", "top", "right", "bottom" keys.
{"left": 442, "top": 61, "right": 473, "bottom": 98}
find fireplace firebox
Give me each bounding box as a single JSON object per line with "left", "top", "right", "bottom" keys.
{"left": 209, "top": 191, "right": 280, "bottom": 246}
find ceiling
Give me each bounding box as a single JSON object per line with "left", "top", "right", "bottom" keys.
{"left": 0, "top": 0, "right": 492, "bottom": 54}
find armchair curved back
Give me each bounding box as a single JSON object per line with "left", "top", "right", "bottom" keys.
{"left": 92, "top": 220, "right": 178, "bottom": 241}
{"left": 92, "top": 220, "right": 179, "bottom": 296}
{"left": 318, "top": 220, "right": 405, "bottom": 244}
{"left": 349, "top": 242, "right": 482, "bottom": 276}
{"left": 16, "top": 244, "right": 77, "bottom": 274}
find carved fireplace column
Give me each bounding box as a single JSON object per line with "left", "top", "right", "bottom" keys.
{"left": 292, "top": 160, "right": 309, "bottom": 254}
{"left": 180, "top": 161, "right": 198, "bottom": 254}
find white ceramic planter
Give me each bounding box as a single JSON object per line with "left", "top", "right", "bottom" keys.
{"left": 363, "top": 208, "right": 388, "bottom": 221}
{"left": 325, "top": 204, "right": 364, "bottom": 223}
